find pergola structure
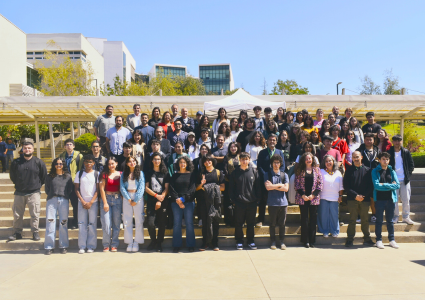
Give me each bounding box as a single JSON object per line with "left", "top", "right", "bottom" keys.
{"left": 1, "top": 94, "right": 425, "bottom": 158}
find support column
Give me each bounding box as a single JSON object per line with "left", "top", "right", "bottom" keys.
{"left": 342, "top": 88, "right": 346, "bottom": 95}
{"left": 70, "top": 122, "right": 74, "bottom": 140}
{"left": 400, "top": 118, "right": 405, "bottom": 139}
{"left": 77, "top": 121, "right": 81, "bottom": 137}
{"left": 35, "top": 120, "right": 40, "bottom": 159}
{"left": 49, "top": 122, "right": 55, "bottom": 160}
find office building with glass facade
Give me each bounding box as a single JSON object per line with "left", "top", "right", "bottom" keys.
{"left": 199, "top": 64, "right": 234, "bottom": 94}
{"left": 148, "top": 64, "right": 187, "bottom": 79}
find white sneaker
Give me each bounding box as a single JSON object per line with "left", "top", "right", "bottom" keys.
{"left": 403, "top": 218, "right": 414, "bottom": 225}
{"left": 376, "top": 240, "right": 385, "bottom": 249}
{"left": 339, "top": 221, "right": 344, "bottom": 226}
{"left": 392, "top": 217, "right": 399, "bottom": 224}
{"left": 332, "top": 234, "right": 339, "bottom": 238}
{"left": 78, "top": 249, "right": 85, "bottom": 254}
{"left": 371, "top": 216, "right": 377, "bottom": 223}
{"left": 280, "top": 243, "right": 287, "bottom": 250}
{"left": 132, "top": 243, "right": 139, "bottom": 252}
{"left": 87, "top": 249, "right": 94, "bottom": 253}
{"left": 126, "top": 244, "right": 133, "bottom": 252}
{"left": 389, "top": 240, "right": 399, "bottom": 249}
{"left": 198, "top": 220, "right": 202, "bottom": 227}
{"left": 323, "top": 233, "right": 329, "bottom": 238}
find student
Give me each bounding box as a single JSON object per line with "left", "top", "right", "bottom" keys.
{"left": 167, "top": 141, "right": 189, "bottom": 175}
{"left": 316, "top": 136, "right": 342, "bottom": 165}
{"left": 144, "top": 139, "right": 166, "bottom": 171}
{"left": 198, "top": 128, "right": 213, "bottom": 149}
{"left": 5, "top": 137, "right": 16, "bottom": 171}
{"left": 120, "top": 156, "right": 145, "bottom": 252}
{"left": 274, "top": 107, "right": 286, "bottom": 126}
{"left": 339, "top": 121, "right": 350, "bottom": 140}
{"left": 167, "top": 119, "right": 188, "bottom": 148}
{"left": 245, "top": 131, "right": 266, "bottom": 167}
{"left": 230, "top": 117, "right": 242, "bottom": 142}
{"left": 177, "top": 107, "right": 195, "bottom": 133}
{"left": 194, "top": 115, "right": 215, "bottom": 145}
{"left": 194, "top": 111, "right": 203, "bottom": 132}
{"left": 212, "top": 107, "right": 230, "bottom": 136}
{"left": 319, "top": 119, "right": 331, "bottom": 141}
{"left": 293, "top": 130, "right": 310, "bottom": 159}
{"left": 376, "top": 129, "right": 392, "bottom": 152}
{"left": 295, "top": 152, "right": 323, "bottom": 248}
{"left": 346, "top": 130, "right": 361, "bottom": 166}
{"left": 339, "top": 107, "right": 353, "bottom": 126}
{"left": 362, "top": 112, "right": 382, "bottom": 137}
{"left": 223, "top": 142, "right": 241, "bottom": 226}
{"left": 279, "top": 110, "right": 294, "bottom": 134}
{"left": 133, "top": 113, "right": 155, "bottom": 146}
{"left": 388, "top": 135, "right": 415, "bottom": 225}
{"left": 0, "top": 137, "right": 7, "bottom": 172}
{"left": 263, "top": 107, "right": 273, "bottom": 132}
{"left": 196, "top": 154, "right": 225, "bottom": 251}
{"left": 263, "top": 120, "right": 279, "bottom": 140}
{"left": 91, "top": 141, "right": 107, "bottom": 173}
{"left": 330, "top": 125, "right": 349, "bottom": 165}
{"left": 148, "top": 106, "right": 161, "bottom": 129}
{"left": 317, "top": 155, "right": 344, "bottom": 238}
{"left": 371, "top": 152, "right": 400, "bottom": 249}
{"left": 118, "top": 142, "right": 133, "bottom": 172}
{"left": 44, "top": 158, "right": 74, "bottom": 255}
{"left": 343, "top": 151, "right": 374, "bottom": 247}
{"left": 106, "top": 115, "right": 132, "bottom": 166}
{"left": 295, "top": 111, "right": 304, "bottom": 126}
{"left": 169, "top": 156, "right": 196, "bottom": 252}
{"left": 8, "top": 141, "right": 47, "bottom": 242}
{"left": 125, "top": 103, "right": 142, "bottom": 133}
{"left": 216, "top": 122, "right": 233, "bottom": 152}
{"left": 230, "top": 152, "right": 261, "bottom": 250}
{"left": 301, "top": 115, "right": 318, "bottom": 136}
{"left": 185, "top": 132, "right": 199, "bottom": 160}
{"left": 264, "top": 155, "right": 289, "bottom": 250}
{"left": 74, "top": 154, "right": 99, "bottom": 254}
{"left": 145, "top": 152, "right": 170, "bottom": 252}
{"left": 128, "top": 129, "right": 146, "bottom": 167}
{"left": 253, "top": 106, "right": 265, "bottom": 131}
{"left": 58, "top": 139, "right": 84, "bottom": 229}
{"left": 238, "top": 110, "right": 248, "bottom": 128}
{"left": 314, "top": 109, "right": 324, "bottom": 129}
{"left": 193, "top": 144, "right": 211, "bottom": 178}
{"left": 310, "top": 131, "right": 323, "bottom": 152}
{"left": 236, "top": 118, "right": 256, "bottom": 151}
{"left": 349, "top": 117, "right": 364, "bottom": 144}
{"left": 276, "top": 130, "right": 292, "bottom": 170}
{"left": 289, "top": 123, "right": 301, "bottom": 150}
{"left": 158, "top": 111, "right": 175, "bottom": 138}
{"left": 211, "top": 134, "right": 228, "bottom": 171}
{"left": 295, "top": 142, "right": 320, "bottom": 166}
{"left": 147, "top": 126, "right": 172, "bottom": 161}
{"left": 99, "top": 157, "right": 122, "bottom": 252}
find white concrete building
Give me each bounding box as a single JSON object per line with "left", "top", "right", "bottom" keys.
{"left": 26, "top": 33, "right": 105, "bottom": 89}
{"left": 87, "top": 38, "right": 136, "bottom": 87}
{"left": 148, "top": 64, "right": 187, "bottom": 79}
{"left": 0, "top": 14, "right": 27, "bottom": 96}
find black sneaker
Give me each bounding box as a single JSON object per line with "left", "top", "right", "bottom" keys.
{"left": 33, "top": 232, "right": 40, "bottom": 241}
{"left": 8, "top": 232, "right": 22, "bottom": 241}
{"left": 345, "top": 240, "right": 353, "bottom": 247}
{"left": 70, "top": 220, "right": 78, "bottom": 230}
{"left": 363, "top": 240, "right": 375, "bottom": 247}
{"left": 188, "top": 247, "right": 195, "bottom": 252}
{"left": 173, "top": 247, "right": 180, "bottom": 253}
{"left": 248, "top": 243, "right": 257, "bottom": 250}
{"left": 60, "top": 248, "right": 67, "bottom": 254}
{"left": 304, "top": 243, "right": 310, "bottom": 248}
{"left": 45, "top": 249, "right": 54, "bottom": 255}
{"left": 309, "top": 244, "right": 316, "bottom": 248}
{"left": 155, "top": 243, "right": 163, "bottom": 252}
{"left": 236, "top": 243, "right": 244, "bottom": 250}
{"left": 147, "top": 241, "right": 156, "bottom": 251}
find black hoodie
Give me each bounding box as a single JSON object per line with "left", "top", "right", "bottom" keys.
{"left": 229, "top": 166, "right": 261, "bottom": 206}
{"left": 356, "top": 144, "right": 381, "bottom": 169}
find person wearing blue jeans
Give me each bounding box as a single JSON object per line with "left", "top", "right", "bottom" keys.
{"left": 44, "top": 158, "right": 74, "bottom": 255}
{"left": 372, "top": 152, "right": 400, "bottom": 249}
{"left": 5, "top": 138, "right": 16, "bottom": 171}
{"left": 169, "top": 156, "right": 196, "bottom": 252}
{"left": 74, "top": 155, "right": 99, "bottom": 254}
{"left": 99, "top": 157, "right": 122, "bottom": 252}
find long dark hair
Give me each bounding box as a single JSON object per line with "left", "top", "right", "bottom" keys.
{"left": 227, "top": 142, "right": 241, "bottom": 157}
{"left": 161, "top": 111, "right": 172, "bottom": 123}
{"left": 216, "top": 107, "right": 228, "bottom": 121}
{"left": 49, "top": 157, "right": 70, "bottom": 178}
{"left": 151, "top": 107, "right": 161, "bottom": 119}
{"left": 199, "top": 115, "right": 210, "bottom": 128}
{"left": 150, "top": 152, "right": 167, "bottom": 174}
{"left": 303, "top": 114, "right": 314, "bottom": 129}
{"left": 278, "top": 130, "right": 289, "bottom": 145}
{"left": 101, "top": 156, "right": 119, "bottom": 182}
{"left": 230, "top": 117, "right": 239, "bottom": 131}
{"left": 319, "top": 119, "right": 330, "bottom": 140}
{"left": 176, "top": 155, "right": 194, "bottom": 172}
{"left": 339, "top": 121, "right": 349, "bottom": 139}
{"left": 123, "top": 155, "right": 141, "bottom": 182}
{"left": 266, "top": 120, "right": 278, "bottom": 135}
{"left": 295, "top": 152, "right": 317, "bottom": 176}
{"left": 249, "top": 131, "right": 266, "bottom": 147}
{"left": 274, "top": 107, "right": 285, "bottom": 122}
{"left": 302, "top": 141, "right": 316, "bottom": 156}
{"left": 184, "top": 135, "right": 198, "bottom": 152}
{"left": 199, "top": 143, "right": 211, "bottom": 156}
{"left": 218, "top": 122, "right": 231, "bottom": 138}
{"left": 349, "top": 117, "right": 361, "bottom": 130}
{"left": 129, "top": 129, "right": 145, "bottom": 145}
{"left": 238, "top": 110, "right": 248, "bottom": 125}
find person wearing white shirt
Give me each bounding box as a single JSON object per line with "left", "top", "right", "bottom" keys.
{"left": 345, "top": 130, "right": 361, "bottom": 166}
{"left": 317, "top": 155, "right": 344, "bottom": 238}
{"left": 245, "top": 131, "right": 266, "bottom": 167}
{"left": 229, "top": 117, "right": 242, "bottom": 142}
{"left": 212, "top": 107, "right": 230, "bottom": 136}
{"left": 185, "top": 132, "right": 199, "bottom": 161}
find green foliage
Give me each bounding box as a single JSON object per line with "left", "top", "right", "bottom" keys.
{"left": 224, "top": 89, "right": 241, "bottom": 95}
{"left": 173, "top": 76, "right": 206, "bottom": 95}
{"left": 382, "top": 69, "right": 401, "bottom": 95}
{"left": 412, "top": 152, "right": 425, "bottom": 167}
{"left": 74, "top": 133, "right": 97, "bottom": 155}
{"left": 359, "top": 75, "right": 382, "bottom": 95}
{"left": 381, "top": 121, "right": 424, "bottom": 152}
{"left": 0, "top": 125, "right": 49, "bottom": 141}
{"left": 269, "top": 79, "right": 309, "bottom": 95}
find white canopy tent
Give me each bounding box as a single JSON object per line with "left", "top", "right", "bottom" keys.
{"left": 203, "top": 89, "right": 286, "bottom": 115}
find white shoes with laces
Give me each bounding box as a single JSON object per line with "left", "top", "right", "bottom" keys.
{"left": 403, "top": 218, "right": 414, "bottom": 225}
{"left": 389, "top": 240, "right": 399, "bottom": 249}
{"left": 376, "top": 241, "right": 385, "bottom": 249}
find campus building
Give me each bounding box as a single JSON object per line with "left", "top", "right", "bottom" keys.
{"left": 199, "top": 63, "right": 234, "bottom": 94}
{"left": 148, "top": 64, "right": 187, "bottom": 79}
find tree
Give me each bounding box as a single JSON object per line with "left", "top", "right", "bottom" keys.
{"left": 34, "top": 40, "right": 96, "bottom": 96}
{"left": 224, "top": 88, "right": 242, "bottom": 95}
{"left": 269, "top": 79, "right": 309, "bottom": 95}
{"left": 358, "top": 75, "right": 382, "bottom": 95}
{"left": 261, "top": 78, "right": 268, "bottom": 95}
{"left": 383, "top": 69, "right": 401, "bottom": 95}
{"left": 173, "top": 76, "right": 206, "bottom": 95}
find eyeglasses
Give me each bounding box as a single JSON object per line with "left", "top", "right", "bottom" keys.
{"left": 55, "top": 163, "right": 63, "bottom": 166}
{"left": 92, "top": 146, "right": 100, "bottom": 148}
{"left": 175, "top": 123, "right": 182, "bottom": 126}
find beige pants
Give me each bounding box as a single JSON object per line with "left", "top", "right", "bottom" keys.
{"left": 12, "top": 192, "right": 41, "bottom": 233}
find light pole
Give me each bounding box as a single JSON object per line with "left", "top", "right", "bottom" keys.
{"left": 337, "top": 82, "right": 342, "bottom": 95}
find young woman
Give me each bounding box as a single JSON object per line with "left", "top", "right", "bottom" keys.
{"left": 319, "top": 119, "right": 331, "bottom": 141}
{"left": 158, "top": 111, "right": 175, "bottom": 138}
{"left": 196, "top": 154, "right": 225, "bottom": 251}
{"left": 295, "top": 142, "right": 320, "bottom": 166}
{"left": 289, "top": 123, "right": 301, "bottom": 145}
{"left": 99, "top": 157, "right": 122, "bottom": 252}
{"left": 169, "top": 156, "right": 196, "bottom": 252}
{"left": 217, "top": 122, "right": 232, "bottom": 151}
{"left": 314, "top": 109, "right": 325, "bottom": 129}
{"left": 223, "top": 142, "right": 241, "bottom": 226}
{"left": 292, "top": 130, "right": 310, "bottom": 160}
{"left": 44, "top": 158, "right": 74, "bottom": 255}
{"left": 238, "top": 110, "right": 248, "bottom": 128}
{"left": 280, "top": 110, "right": 294, "bottom": 134}
{"left": 294, "top": 152, "right": 323, "bottom": 248}
{"left": 345, "top": 130, "right": 361, "bottom": 166}
{"left": 148, "top": 107, "right": 161, "bottom": 128}
{"left": 349, "top": 117, "right": 364, "bottom": 144}
{"left": 212, "top": 107, "right": 230, "bottom": 136}
{"left": 328, "top": 114, "right": 337, "bottom": 127}
{"left": 230, "top": 117, "right": 242, "bottom": 142}
{"left": 339, "top": 121, "right": 350, "bottom": 141}
{"left": 376, "top": 129, "right": 392, "bottom": 152}
{"left": 276, "top": 130, "right": 292, "bottom": 170}
{"left": 245, "top": 131, "right": 266, "bottom": 167}
{"left": 295, "top": 111, "right": 304, "bottom": 126}
{"left": 317, "top": 155, "right": 343, "bottom": 238}
{"left": 185, "top": 132, "right": 199, "bottom": 160}
{"left": 120, "top": 156, "right": 145, "bottom": 252}
{"left": 145, "top": 152, "right": 169, "bottom": 252}
{"left": 330, "top": 125, "right": 349, "bottom": 165}
{"left": 301, "top": 115, "right": 319, "bottom": 136}
{"left": 263, "top": 120, "right": 279, "bottom": 140}
{"left": 274, "top": 107, "right": 286, "bottom": 126}
{"left": 195, "top": 115, "right": 215, "bottom": 145}
{"left": 129, "top": 129, "right": 146, "bottom": 167}
{"left": 310, "top": 131, "right": 323, "bottom": 152}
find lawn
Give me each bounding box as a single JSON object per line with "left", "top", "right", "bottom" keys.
{"left": 381, "top": 122, "right": 425, "bottom": 140}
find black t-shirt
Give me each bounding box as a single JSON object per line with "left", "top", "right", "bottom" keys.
{"left": 197, "top": 168, "right": 225, "bottom": 186}
{"left": 211, "top": 146, "right": 227, "bottom": 171}
{"left": 362, "top": 123, "right": 382, "bottom": 135}
{"left": 376, "top": 169, "right": 392, "bottom": 201}
{"left": 146, "top": 171, "right": 169, "bottom": 196}
{"left": 236, "top": 130, "right": 255, "bottom": 151}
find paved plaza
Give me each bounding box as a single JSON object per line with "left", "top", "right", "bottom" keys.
{"left": 1, "top": 244, "right": 425, "bottom": 299}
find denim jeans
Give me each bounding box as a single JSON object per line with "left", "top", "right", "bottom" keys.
{"left": 171, "top": 201, "right": 195, "bottom": 248}
{"left": 122, "top": 194, "right": 144, "bottom": 245}
{"left": 375, "top": 200, "right": 396, "bottom": 242}
{"left": 78, "top": 201, "right": 98, "bottom": 250}
{"left": 394, "top": 181, "right": 411, "bottom": 219}
{"left": 44, "top": 197, "right": 69, "bottom": 250}
{"left": 100, "top": 194, "right": 122, "bottom": 248}
{"left": 317, "top": 199, "right": 340, "bottom": 235}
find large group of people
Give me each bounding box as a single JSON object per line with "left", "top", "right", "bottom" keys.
{"left": 6, "top": 103, "right": 415, "bottom": 254}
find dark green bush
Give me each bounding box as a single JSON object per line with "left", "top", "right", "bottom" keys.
{"left": 412, "top": 152, "right": 425, "bottom": 168}
{"left": 75, "top": 133, "right": 97, "bottom": 155}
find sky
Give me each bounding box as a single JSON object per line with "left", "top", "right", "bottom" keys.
{"left": 2, "top": 0, "right": 424, "bottom": 95}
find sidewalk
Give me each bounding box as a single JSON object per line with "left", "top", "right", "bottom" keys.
{"left": 1, "top": 244, "right": 425, "bottom": 299}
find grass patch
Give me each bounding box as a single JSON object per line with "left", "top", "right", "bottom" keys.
{"left": 382, "top": 122, "right": 425, "bottom": 140}
{"left": 412, "top": 152, "right": 425, "bottom": 167}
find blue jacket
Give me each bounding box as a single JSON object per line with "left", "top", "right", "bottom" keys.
{"left": 371, "top": 165, "right": 400, "bottom": 203}
{"left": 120, "top": 171, "right": 145, "bottom": 203}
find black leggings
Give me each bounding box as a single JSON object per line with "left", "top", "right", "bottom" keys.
{"left": 299, "top": 202, "right": 318, "bottom": 244}
{"left": 146, "top": 198, "right": 168, "bottom": 244}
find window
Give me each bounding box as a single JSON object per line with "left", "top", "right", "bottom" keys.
{"left": 82, "top": 53, "right": 86, "bottom": 58}
{"left": 74, "top": 51, "right": 81, "bottom": 54}
{"left": 27, "top": 52, "right": 33, "bottom": 55}
{"left": 35, "top": 52, "right": 43, "bottom": 55}
{"left": 68, "top": 51, "right": 74, "bottom": 54}
{"left": 27, "top": 57, "right": 33, "bottom": 60}
{"left": 35, "top": 57, "right": 43, "bottom": 60}
{"left": 82, "top": 57, "right": 86, "bottom": 62}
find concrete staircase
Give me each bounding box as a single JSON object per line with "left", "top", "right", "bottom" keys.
{"left": 1, "top": 173, "right": 425, "bottom": 251}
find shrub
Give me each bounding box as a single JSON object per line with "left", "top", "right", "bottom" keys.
{"left": 74, "top": 133, "right": 96, "bottom": 155}
{"left": 412, "top": 152, "right": 425, "bottom": 168}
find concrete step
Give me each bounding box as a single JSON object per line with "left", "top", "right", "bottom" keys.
{"left": 0, "top": 192, "right": 47, "bottom": 200}
{"left": 411, "top": 186, "right": 425, "bottom": 195}
{"left": 0, "top": 185, "right": 45, "bottom": 192}
{"left": 411, "top": 174, "right": 425, "bottom": 180}
{"left": 1, "top": 231, "right": 425, "bottom": 251}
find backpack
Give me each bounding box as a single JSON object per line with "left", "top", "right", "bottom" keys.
{"left": 267, "top": 170, "right": 286, "bottom": 185}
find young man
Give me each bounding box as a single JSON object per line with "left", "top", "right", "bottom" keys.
{"left": 167, "top": 142, "right": 188, "bottom": 176}
{"left": 134, "top": 113, "right": 155, "bottom": 146}
{"left": 58, "top": 139, "right": 84, "bottom": 229}
{"left": 91, "top": 141, "right": 107, "bottom": 173}
{"left": 0, "top": 136, "right": 7, "bottom": 173}
{"left": 126, "top": 103, "right": 142, "bottom": 133}
{"left": 316, "top": 135, "right": 342, "bottom": 164}
{"left": 147, "top": 126, "right": 172, "bottom": 160}
{"left": 388, "top": 135, "right": 415, "bottom": 225}
{"left": 194, "top": 111, "right": 204, "bottom": 132}
{"left": 211, "top": 134, "right": 227, "bottom": 172}
{"left": 257, "top": 134, "right": 286, "bottom": 227}
{"left": 332, "top": 106, "right": 343, "bottom": 124}
{"left": 264, "top": 154, "right": 289, "bottom": 250}
{"left": 371, "top": 152, "right": 400, "bottom": 249}
{"left": 362, "top": 112, "right": 382, "bottom": 138}
{"left": 343, "top": 151, "right": 374, "bottom": 247}
{"left": 5, "top": 138, "right": 16, "bottom": 171}
{"left": 167, "top": 119, "right": 188, "bottom": 148}
{"left": 198, "top": 128, "right": 213, "bottom": 149}
{"left": 229, "top": 152, "right": 261, "bottom": 250}
{"left": 177, "top": 108, "right": 195, "bottom": 133}
{"left": 171, "top": 104, "right": 180, "bottom": 121}
{"left": 252, "top": 106, "right": 265, "bottom": 131}
{"left": 263, "top": 107, "right": 273, "bottom": 128}
{"left": 236, "top": 118, "right": 256, "bottom": 151}
{"left": 144, "top": 139, "right": 167, "bottom": 170}
{"left": 119, "top": 142, "right": 133, "bottom": 171}
{"left": 94, "top": 105, "right": 115, "bottom": 146}
{"left": 8, "top": 141, "right": 47, "bottom": 241}
{"left": 339, "top": 107, "right": 353, "bottom": 126}
{"left": 74, "top": 154, "right": 99, "bottom": 254}
{"left": 105, "top": 115, "right": 132, "bottom": 166}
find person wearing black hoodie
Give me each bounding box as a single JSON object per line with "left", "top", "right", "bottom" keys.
{"left": 229, "top": 151, "right": 262, "bottom": 250}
